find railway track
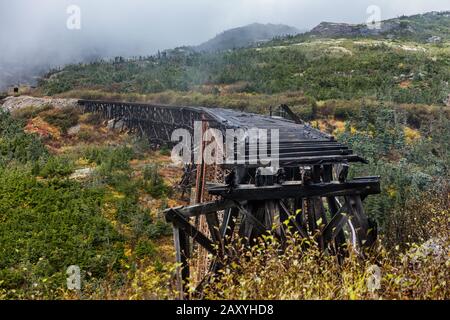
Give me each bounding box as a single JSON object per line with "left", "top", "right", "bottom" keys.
{"left": 78, "top": 99, "right": 381, "bottom": 298}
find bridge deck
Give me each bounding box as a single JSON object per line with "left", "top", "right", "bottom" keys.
{"left": 209, "top": 107, "right": 333, "bottom": 142}
{"left": 77, "top": 100, "right": 364, "bottom": 166}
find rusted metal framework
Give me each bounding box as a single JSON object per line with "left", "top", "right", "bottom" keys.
{"left": 78, "top": 100, "right": 380, "bottom": 299}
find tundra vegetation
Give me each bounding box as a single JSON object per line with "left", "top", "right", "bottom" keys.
{"left": 0, "top": 12, "right": 449, "bottom": 299}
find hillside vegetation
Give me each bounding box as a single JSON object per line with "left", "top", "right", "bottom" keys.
{"left": 38, "top": 11, "right": 450, "bottom": 107}
{"left": 39, "top": 38, "right": 449, "bottom": 106}
{"left": 1, "top": 10, "right": 449, "bottom": 300}
{"left": 307, "top": 11, "right": 450, "bottom": 42}
{"left": 0, "top": 99, "right": 448, "bottom": 299}
{"left": 0, "top": 107, "right": 183, "bottom": 299}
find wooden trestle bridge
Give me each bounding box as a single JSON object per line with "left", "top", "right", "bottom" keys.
{"left": 78, "top": 99, "right": 380, "bottom": 298}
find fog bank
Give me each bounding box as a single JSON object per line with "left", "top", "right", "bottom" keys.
{"left": 0, "top": 0, "right": 448, "bottom": 90}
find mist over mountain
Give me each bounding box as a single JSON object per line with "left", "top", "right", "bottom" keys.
{"left": 0, "top": 22, "right": 301, "bottom": 91}
{"left": 194, "top": 23, "right": 301, "bottom": 52}
{"left": 1, "top": 0, "right": 448, "bottom": 91}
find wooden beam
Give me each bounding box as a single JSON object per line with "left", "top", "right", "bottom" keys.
{"left": 220, "top": 207, "right": 239, "bottom": 244}
{"left": 280, "top": 104, "right": 304, "bottom": 124}
{"left": 166, "top": 209, "right": 217, "bottom": 255}
{"left": 166, "top": 199, "right": 237, "bottom": 218}
{"left": 323, "top": 204, "right": 349, "bottom": 244}
{"left": 279, "top": 200, "right": 308, "bottom": 238}
{"left": 206, "top": 212, "right": 223, "bottom": 251}
{"left": 208, "top": 177, "right": 381, "bottom": 201}
{"left": 235, "top": 202, "right": 269, "bottom": 236}
{"left": 221, "top": 155, "right": 368, "bottom": 168}
{"left": 173, "top": 226, "right": 190, "bottom": 300}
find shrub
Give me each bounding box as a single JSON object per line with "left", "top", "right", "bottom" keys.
{"left": 116, "top": 197, "right": 141, "bottom": 224}
{"left": 115, "top": 195, "right": 171, "bottom": 241}
{"left": 147, "top": 220, "right": 172, "bottom": 239}
{"left": 202, "top": 226, "right": 449, "bottom": 300}
{"left": 81, "top": 112, "right": 103, "bottom": 126}
{"left": 0, "top": 111, "right": 48, "bottom": 166}
{"left": 76, "top": 129, "right": 94, "bottom": 142}
{"left": 11, "top": 104, "right": 54, "bottom": 120}
{"left": 99, "top": 146, "right": 135, "bottom": 172}
{"left": 39, "top": 156, "right": 74, "bottom": 178}
{"left": 338, "top": 104, "right": 449, "bottom": 247}
{"left": 41, "top": 107, "right": 80, "bottom": 134}
{"left": 0, "top": 168, "right": 125, "bottom": 299}
{"left": 383, "top": 190, "right": 449, "bottom": 249}
{"left": 142, "top": 164, "right": 172, "bottom": 199}
{"left": 130, "top": 137, "right": 151, "bottom": 159}
{"left": 135, "top": 240, "right": 157, "bottom": 259}
{"left": 84, "top": 146, "right": 135, "bottom": 177}
{"left": 159, "top": 146, "right": 171, "bottom": 157}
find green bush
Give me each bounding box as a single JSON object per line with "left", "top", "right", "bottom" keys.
{"left": 338, "top": 104, "right": 449, "bottom": 247}
{"left": 0, "top": 111, "right": 48, "bottom": 166}
{"left": 93, "top": 146, "right": 135, "bottom": 173}
{"left": 42, "top": 107, "right": 80, "bottom": 134}
{"left": 38, "top": 156, "right": 74, "bottom": 178}
{"left": 116, "top": 197, "right": 141, "bottom": 224}
{"left": 135, "top": 240, "right": 156, "bottom": 259}
{"left": 0, "top": 112, "right": 174, "bottom": 299}
{"left": 115, "top": 195, "right": 171, "bottom": 240}
{"left": 159, "top": 146, "right": 171, "bottom": 156}
{"left": 142, "top": 165, "right": 172, "bottom": 199}
{"left": 130, "top": 137, "right": 151, "bottom": 159}
{"left": 115, "top": 175, "right": 139, "bottom": 196}
{"left": 147, "top": 220, "right": 172, "bottom": 239}
{"left": 0, "top": 168, "right": 125, "bottom": 299}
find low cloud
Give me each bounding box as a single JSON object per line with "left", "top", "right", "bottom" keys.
{"left": 0, "top": 0, "right": 448, "bottom": 89}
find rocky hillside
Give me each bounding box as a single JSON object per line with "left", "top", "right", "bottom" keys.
{"left": 1, "top": 96, "right": 78, "bottom": 112}
{"left": 195, "top": 23, "right": 300, "bottom": 52}
{"left": 309, "top": 11, "right": 450, "bottom": 42}
{"left": 36, "top": 35, "right": 450, "bottom": 106}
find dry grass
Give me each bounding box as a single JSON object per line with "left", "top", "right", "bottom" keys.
{"left": 57, "top": 191, "right": 449, "bottom": 301}
{"left": 200, "top": 192, "right": 449, "bottom": 300}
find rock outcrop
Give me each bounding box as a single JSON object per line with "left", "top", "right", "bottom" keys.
{"left": 309, "top": 20, "right": 412, "bottom": 38}
{"left": 1, "top": 96, "right": 78, "bottom": 112}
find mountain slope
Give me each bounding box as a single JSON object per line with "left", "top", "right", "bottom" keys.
{"left": 38, "top": 37, "right": 450, "bottom": 106}
{"left": 195, "top": 23, "right": 300, "bottom": 52}
{"left": 308, "top": 11, "right": 450, "bottom": 41}
{"left": 37, "top": 11, "right": 450, "bottom": 105}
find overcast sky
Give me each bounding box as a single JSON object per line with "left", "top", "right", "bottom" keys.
{"left": 0, "top": 0, "right": 448, "bottom": 89}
